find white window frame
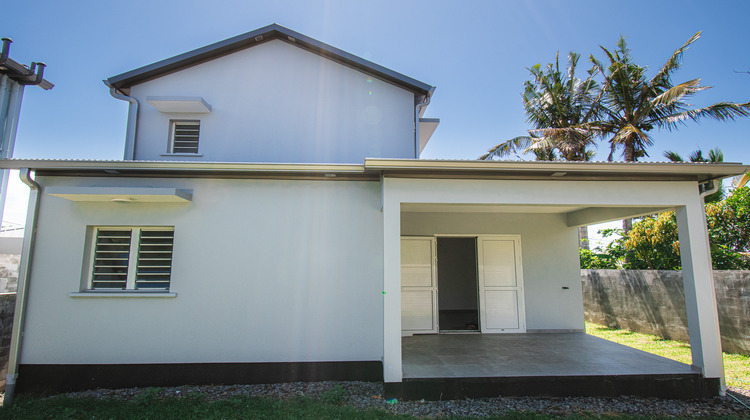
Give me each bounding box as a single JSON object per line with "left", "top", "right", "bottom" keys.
{"left": 83, "top": 226, "right": 175, "bottom": 293}
{"left": 168, "top": 120, "right": 200, "bottom": 155}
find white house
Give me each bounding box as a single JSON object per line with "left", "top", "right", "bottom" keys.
{"left": 2, "top": 24, "right": 747, "bottom": 402}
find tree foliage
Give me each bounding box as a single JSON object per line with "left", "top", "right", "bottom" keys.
{"left": 480, "top": 52, "right": 600, "bottom": 161}
{"left": 580, "top": 187, "right": 750, "bottom": 270}
{"left": 487, "top": 32, "right": 750, "bottom": 163}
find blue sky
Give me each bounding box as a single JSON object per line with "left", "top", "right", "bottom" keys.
{"left": 3, "top": 0, "right": 750, "bottom": 230}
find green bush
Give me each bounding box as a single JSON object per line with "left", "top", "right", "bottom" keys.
{"left": 582, "top": 187, "right": 750, "bottom": 270}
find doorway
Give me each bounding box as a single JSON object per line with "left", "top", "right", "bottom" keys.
{"left": 437, "top": 237, "right": 479, "bottom": 332}
{"left": 400, "top": 235, "right": 526, "bottom": 335}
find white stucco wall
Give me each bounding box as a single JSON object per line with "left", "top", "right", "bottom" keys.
{"left": 401, "top": 212, "right": 583, "bottom": 331}
{"left": 21, "top": 176, "right": 384, "bottom": 364}
{"left": 129, "top": 40, "right": 416, "bottom": 163}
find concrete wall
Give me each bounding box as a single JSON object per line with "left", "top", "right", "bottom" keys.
{"left": 0, "top": 293, "right": 15, "bottom": 390}
{"left": 403, "top": 212, "right": 584, "bottom": 331}
{"left": 0, "top": 254, "right": 19, "bottom": 293}
{"left": 582, "top": 269, "right": 750, "bottom": 355}
{"left": 130, "top": 40, "right": 416, "bottom": 163}
{"left": 21, "top": 176, "right": 384, "bottom": 365}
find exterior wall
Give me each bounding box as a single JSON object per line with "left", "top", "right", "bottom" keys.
{"left": 402, "top": 212, "right": 583, "bottom": 331}
{"left": 21, "top": 175, "right": 384, "bottom": 365}
{"left": 582, "top": 269, "right": 750, "bottom": 355}
{"left": 129, "top": 40, "right": 416, "bottom": 163}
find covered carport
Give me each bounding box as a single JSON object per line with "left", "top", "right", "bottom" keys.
{"left": 371, "top": 158, "right": 748, "bottom": 399}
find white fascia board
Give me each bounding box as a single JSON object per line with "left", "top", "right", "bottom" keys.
{"left": 45, "top": 187, "right": 193, "bottom": 203}
{"left": 364, "top": 159, "right": 750, "bottom": 182}
{"left": 418, "top": 118, "right": 439, "bottom": 154}
{"left": 0, "top": 160, "right": 366, "bottom": 174}
{"left": 146, "top": 96, "right": 212, "bottom": 113}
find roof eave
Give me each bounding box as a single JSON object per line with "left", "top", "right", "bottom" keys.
{"left": 106, "top": 24, "right": 433, "bottom": 96}
{"left": 2, "top": 159, "right": 747, "bottom": 184}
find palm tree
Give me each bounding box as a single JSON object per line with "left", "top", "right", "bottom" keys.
{"left": 480, "top": 52, "right": 601, "bottom": 162}
{"left": 663, "top": 147, "right": 725, "bottom": 202}
{"left": 480, "top": 52, "right": 600, "bottom": 247}
{"left": 589, "top": 32, "right": 750, "bottom": 163}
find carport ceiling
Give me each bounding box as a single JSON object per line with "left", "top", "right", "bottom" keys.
{"left": 400, "top": 203, "right": 587, "bottom": 213}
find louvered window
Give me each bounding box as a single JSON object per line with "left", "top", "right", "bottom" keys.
{"left": 90, "top": 227, "right": 174, "bottom": 291}
{"left": 171, "top": 121, "right": 200, "bottom": 154}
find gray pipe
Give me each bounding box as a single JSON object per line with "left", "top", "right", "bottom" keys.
{"left": 5, "top": 168, "right": 41, "bottom": 406}
{"left": 105, "top": 82, "right": 138, "bottom": 160}
{"left": 413, "top": 96, "right": 431, "bottom": 158}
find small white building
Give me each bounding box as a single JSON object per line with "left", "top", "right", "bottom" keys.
{"left": 3, "top": 24, "right": 746, "bottom": 400}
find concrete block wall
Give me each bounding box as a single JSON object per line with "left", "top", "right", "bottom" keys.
{"left": 582, "top": 269, "right": 750, "bottom": 355}
{"left": 0, "top": 293, "right": 16, "bottom": 390}
{"left": 0, "top": 254, "right": 19, "bottom": 293}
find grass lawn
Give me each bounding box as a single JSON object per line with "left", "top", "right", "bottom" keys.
{"left": 0, "top": 393, "right": 628, "bottom": 420}
{"left": 585, "top": 321, "right": 750, "bottom": 390}
{"left": 0, "top": 393, "right": 412, "bottom": 420}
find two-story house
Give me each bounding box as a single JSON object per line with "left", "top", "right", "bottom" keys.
{"left": 2, "top": 24, "right": 745, "bottom": 401}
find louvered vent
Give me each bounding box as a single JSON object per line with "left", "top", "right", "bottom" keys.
{"left": 136, "top": 230, "right": 174, "bottom": 290}
{"left": 92, "top": 230, "right": 132, "bottom": 289}
{"left": 172, "top": 121, "right": 200, "bottom": 153}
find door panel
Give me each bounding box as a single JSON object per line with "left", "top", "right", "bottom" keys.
{"left": 481, "top": 240, "right": 517, "bottom": 287}
{"left": 478, "top": 236, "right": 525, "bottom": 333}
{"left": 401, "top": 239, "right": 434, "bottom": 288}
{"left": 401, "top": 290, "right": 436, "bottom": 331}
{"left": 401, "top": 237, "right": 437, "bottom": 335}
{"left": 483, "top": 290, "right": 519, "bottom": 329}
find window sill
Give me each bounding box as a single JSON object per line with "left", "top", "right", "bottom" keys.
{"left": 69, "top": 292, "right": 177, "bottom": 298}
{"left": 161, "top": 153, "right": 203, "bottom": 157}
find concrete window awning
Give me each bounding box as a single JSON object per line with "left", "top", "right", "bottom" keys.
{"left": 146, "top": 96, "right": 212, "bottom": 113}
{"left": 45, "top": 187, "right": 193, "bottom": 203}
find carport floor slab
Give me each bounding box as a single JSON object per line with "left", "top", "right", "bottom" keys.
{"left": 402, "top": 333, "right": 698, "bottom": 378}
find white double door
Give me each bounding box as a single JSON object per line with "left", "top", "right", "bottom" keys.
{"left": 400, "top": 235, "right": 526, "bottom": 335}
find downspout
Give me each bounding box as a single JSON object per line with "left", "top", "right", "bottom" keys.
{"left": 699, "top": 180, "right": 720, "bottom": 201}
{"left": 5, "top": 168, "right": 41, "bottom": 406}
{"left": 104, "top": 81, "right": 138, "bottom": 160}
{"left": 413, "top": 90, "right": 433, "bottom": 158}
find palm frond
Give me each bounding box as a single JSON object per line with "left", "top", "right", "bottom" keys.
{"left": 663, "top": 150, "right": 683, "bottom": 162}
{"left": 650, "top": 31, "right": 701, "bottom": 87}
{"left": 708, "top": 147, "right": 724, "bottom": 163}
{"left": 479, "top": 136, "right": 534, "bottom": 160}
{"left": 666, "top": 101, "right": 750, "bottom": 125}
{"left": 651, "top": 79, "right": 707, "bottom": 107}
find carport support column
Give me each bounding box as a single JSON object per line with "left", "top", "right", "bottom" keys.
{"left": 675, "top": 202, "right": 725, "bottom": 392}
{"left": 382, "top": 184, "right": 402, "bottom": 383}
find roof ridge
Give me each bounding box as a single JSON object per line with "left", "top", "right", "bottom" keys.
{"left": 106, "top": 24, "right": 434, "bottom": 95}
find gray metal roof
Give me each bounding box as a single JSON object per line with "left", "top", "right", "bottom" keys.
{"left": 107, "top": 24, "right": 435, "bottom": 96}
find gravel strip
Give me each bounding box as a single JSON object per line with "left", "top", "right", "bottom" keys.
{"left": 13, "top": 381, "right": 745, "bottom": 418}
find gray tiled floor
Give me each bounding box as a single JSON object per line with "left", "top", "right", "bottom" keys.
{"left": 402, "top": 333, "right": 698, "bottom": 378}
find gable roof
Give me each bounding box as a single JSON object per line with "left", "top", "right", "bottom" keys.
{"left": 106, "top": 24, "right": 435, "bottom": 96}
